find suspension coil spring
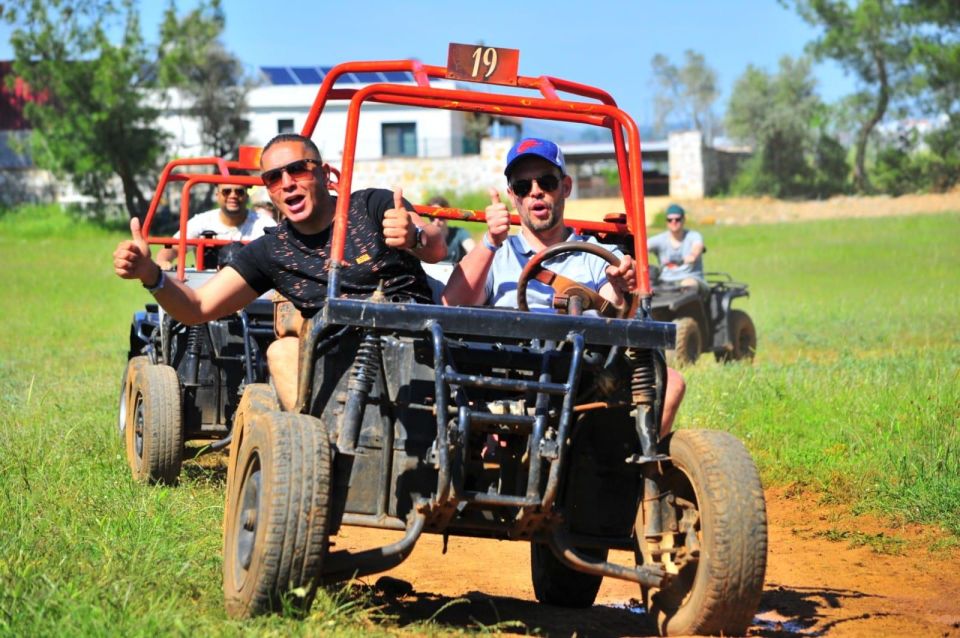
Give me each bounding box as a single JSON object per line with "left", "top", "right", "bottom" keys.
{"left": 348, "top": 330, "right": 381, "bottom": 394}
{"left": 186, "top": 324, "right": 203, "bottom": 355}
{"left": 626, "top": 348, "right": 657, "bottom": 405}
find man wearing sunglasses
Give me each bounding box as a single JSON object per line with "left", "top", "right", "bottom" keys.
{"left": 646, "top": 203, "right": 705, "bottom": 288}
{"left": 441, "top": 137, "right": 685, "bottom": 435}
{"left": 114, "top": 133, "right": 445, "bottom": 410}
{"left": 156, "top": 181, "right": 276, "bottom": 269}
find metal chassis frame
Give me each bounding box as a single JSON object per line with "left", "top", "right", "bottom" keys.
{"left": 280, "top": 58, "right": 679, "bottom": 588}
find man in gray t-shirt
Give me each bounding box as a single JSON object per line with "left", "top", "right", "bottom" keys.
{"left": 647, "top": 203, "right": 705, "bottom": 285}
{"left": 442, "top": 137, "right": 685, "bottom": 437}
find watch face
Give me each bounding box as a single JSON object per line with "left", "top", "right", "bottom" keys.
{"left": 417, "top": 225, "right": 427, "bottom": 247}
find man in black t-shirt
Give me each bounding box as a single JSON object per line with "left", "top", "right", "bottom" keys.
{"left": 114, "top": 133, "right": 446, "bottom": 409}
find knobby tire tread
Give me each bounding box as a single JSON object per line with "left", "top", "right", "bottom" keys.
{"left": 651, "top": 429, "right": 767, "bottom": 636}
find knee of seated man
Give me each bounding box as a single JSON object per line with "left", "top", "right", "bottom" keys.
{"left": 666, "top": 367, "right": 686, "bottom": 400}
{"left": 267, "top": 336, "right": 299, "bottom": 371}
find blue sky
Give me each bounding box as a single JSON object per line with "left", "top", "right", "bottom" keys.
{"left": 1, "top": 0, "right": 854, "bottom": 129}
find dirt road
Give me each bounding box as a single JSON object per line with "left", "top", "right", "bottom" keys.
{"left": 335, "top": 487, "right": 960, "bottom": 637}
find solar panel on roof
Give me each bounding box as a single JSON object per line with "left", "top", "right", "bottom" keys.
{"left": 291, "top": 67, "right": 322, "bottom": 84}
{"left": 382, "top": 71, "right": 412, "bottom": 82}
{"left": 261, "top": 66, "right": 415, "bottom": 85}
{"left": 261, "top": 67, "right": 296, "bottom": 85}
{"left": 352, "top": 72, "right": 383, "bottom": 83}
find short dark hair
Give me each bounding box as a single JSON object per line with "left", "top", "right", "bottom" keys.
{"left": 427, "top": 195, "right": 450, "bottom": 207}
{"left": 262, "top": 134, "right": 323, "bottom": 164}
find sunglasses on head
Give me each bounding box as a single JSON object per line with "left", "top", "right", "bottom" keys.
{"left": 509, "top": 173, "right": 561, "bottom": 197}
{"left": 219, "top": 187, "right": 247, "bottom": 197}
{"left": 261, "top": 158, "right": 320, "bottom": 192}
{"left": 667, "top": 216, "right": 684, "bottom": 223}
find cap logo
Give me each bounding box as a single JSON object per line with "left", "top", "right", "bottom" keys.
{"left": 517, "top": 139, "right": 541, "bottom": 153}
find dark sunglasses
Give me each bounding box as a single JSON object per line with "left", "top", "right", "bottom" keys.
{"left": 219, "top": 187, "right": 247, "bottom": 197}
{"left": 509, "top": 173, "right": 561, "bottom": 197}
{"left": 261, "top": 159, "right": 320, "bottom": 191}
{"left": 666, "top": 216, "right": 684, "bottom": 223}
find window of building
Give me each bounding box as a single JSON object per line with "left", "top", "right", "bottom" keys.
{"left": 382, "top": 123, "right": 417, "bottom": 157}
{"left": 277, "top": 118, "right": 295, "bottom": 134}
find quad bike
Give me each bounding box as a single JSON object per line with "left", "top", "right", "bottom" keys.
{"left": 137, "top": 46, "right": 767, "bottom": 636}
{"left": 649, "top": 270, "right": 757, "bottom": 366}
{"left": 118, "top": 160, "right": 277, "bottom": 484}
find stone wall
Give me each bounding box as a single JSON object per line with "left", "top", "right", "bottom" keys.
{"left": 668, "top": 130, "right": 752, "bottom": 199}
{"left": 347, "top": 138, "right": 514, "bottom": 203}
{"left": 668, "top": 131, "right": 706, "bottom": 199}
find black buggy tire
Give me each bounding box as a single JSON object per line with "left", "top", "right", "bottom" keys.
{"left": 531, "top": 542, "right": 608, "bottom": 608}
{"left": 667, "top": 318, "right": 701, "bottom": 366}
{"left": 118, "top": 356, "right": 147, "bottom": 438}
{"left": 223, "top": 411, "right": 333, "bottom": 619}
{"left": 126, "top": 363, "right": 183, "bottom": 485}
{"left": 716, "top": 309, "right": 757, "bottom": 363}
{"left": 638, "top": 429, "right": 767, "bottom": 637}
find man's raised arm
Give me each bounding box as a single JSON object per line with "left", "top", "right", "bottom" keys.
{"left": 113, "top": 218, "right": 259, "bottom": 324}
{"left": 441, "top": 188, "right": 510, "bottom": 307}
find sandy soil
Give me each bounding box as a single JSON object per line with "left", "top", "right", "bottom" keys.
{"left": 566, "top": 191, "right": 960, "bottom": 226}
{"left": 334, "top": 487, "right": 960, "bottom": 637}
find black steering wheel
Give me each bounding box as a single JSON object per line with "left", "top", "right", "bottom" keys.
{"left": 516, "top": 241, "right": 633, "bottom": 319}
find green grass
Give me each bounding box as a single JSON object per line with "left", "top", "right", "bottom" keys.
{"left": 683, "top": 214, "right": 960, "bottom": 533}
{"left": 0, "top": 205, "right": 958, "bottom": 634}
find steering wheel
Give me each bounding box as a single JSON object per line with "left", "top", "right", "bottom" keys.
{"left": 516, "top": 241, "right": 633, "bottom": 319}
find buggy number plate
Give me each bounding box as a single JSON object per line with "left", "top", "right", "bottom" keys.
{"left": 447, "top": 43, "right": 519, "bottom": 86}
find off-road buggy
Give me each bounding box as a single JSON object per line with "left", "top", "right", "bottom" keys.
{"left": 129, "top": 46, "right": 767, "bottom": 636}
{"left": 649, "top": 271, "right": 757, "bottom": 366}
{"left": 118, "top": 160, "right": 276, "bottom": 484}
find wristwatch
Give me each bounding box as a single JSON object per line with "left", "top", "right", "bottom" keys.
{"left": 142, "top": 263, "right": 166, "bottom": 294}
{"left": 412, "top": 224, "right": 427, "bottom": 249}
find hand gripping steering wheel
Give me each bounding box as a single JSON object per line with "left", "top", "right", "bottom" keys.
{"left": 516, "top": 241, "right": 633, "bottom": 319}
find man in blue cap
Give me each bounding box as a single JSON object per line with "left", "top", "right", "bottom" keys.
{"left": 442, "top": 137, "right": 685, "bottom": 435}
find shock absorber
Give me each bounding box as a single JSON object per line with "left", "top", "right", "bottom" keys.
{"left": 628, "top": 348, "right": 657, "bottom": 406}
{"left": 337, "top": 330, "right": 382, "bottom": 454}
{"left": 626, "top": 348, "right": 665, "bottom": 540}
{"left": 181, "top": 324, "right": 203, "bottom": 386}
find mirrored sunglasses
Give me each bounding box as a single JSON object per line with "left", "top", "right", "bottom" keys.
{"left": 261, "top": 159, "right": 320, "bottom": 192}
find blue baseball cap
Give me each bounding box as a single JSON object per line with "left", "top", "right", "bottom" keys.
{"left": 504, "top": 138, "right": 566, "bottom": 177}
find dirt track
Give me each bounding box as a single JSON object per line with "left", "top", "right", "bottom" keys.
{"left": 320, "top": 191, "right": 960, "bottom": 636}
{"left": 335, "top": 487, "right": 960, "bottom": 637}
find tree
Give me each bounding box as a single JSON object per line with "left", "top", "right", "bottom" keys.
{"left": 906, "top": 0, "right": 960, "bottom": 118}
{"left": 462, "top": 112, "right": 492, "bottom": 154}
{"left": 650, "top": 50, "right": 720, "bottom": 141}
{"left": 794, "top": 0, "right": 913, "bottom": 193}
{"left": 3, "top": 0, "right": 250, "bottom": 219}
{"left": 726, "top": 56, "right": 846, "bottom": 198}
{"left": 4, "top": 0, "right": 166, "bottom": 218}
{"left": 157, "top": 0, "right": 253, "bottom": 160}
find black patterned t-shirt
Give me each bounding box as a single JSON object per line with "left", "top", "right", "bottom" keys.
{"left": 229, "top": 188, "right": 433, "bottom": 316}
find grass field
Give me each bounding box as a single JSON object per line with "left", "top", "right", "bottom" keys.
{"left": 0, "top": 205, "right": 958, "bottom": 635}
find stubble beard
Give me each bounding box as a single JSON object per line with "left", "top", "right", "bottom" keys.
{"left": 521, "top": 202, "right": 562, "bottom": 234}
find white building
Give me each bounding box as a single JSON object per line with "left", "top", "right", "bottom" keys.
{"left": 158, "top": 67, "right": 520, "bottom": 164}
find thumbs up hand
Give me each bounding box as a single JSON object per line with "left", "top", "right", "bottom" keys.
{"left": 383, "top": 187, "right": 417, "bottom": 249}
{"left": 484, "top": 188, "right": 510, "bottom": 248}
{"left": 113, "top": 217, "right": 156, "bottom": 282}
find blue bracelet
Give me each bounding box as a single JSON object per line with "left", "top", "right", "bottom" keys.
{"left": 482, "top": 233, "right": 499, "bottom": 252}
